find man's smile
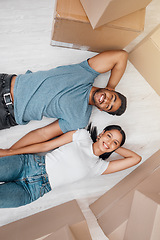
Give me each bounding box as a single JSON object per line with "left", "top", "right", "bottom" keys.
{"left": 99, "top": 93, "right": 105, "bottom": 104}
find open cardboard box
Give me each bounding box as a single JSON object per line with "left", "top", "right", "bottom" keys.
{"left": 89, "top": 149, "right": 160, "bottom": 239}
{"left": 124, "top": 190, "right": 160, "bottom": 240}
{"left": 51, "top": 0, "right": 146, "bottom": 53}
{"left": 0, "top": 200, "right": 92, "bottom": 240}
{"left": 124, "top": 167, "right": 160, "bottom": 240}
{"left": 43, "top": 225, "right": 76, "bottom": 240}
{"left": 80, "top": 0, "right": 152, "bottom": 29}
{"left": 129, "top": 24, "right": 160, "bottom": 96}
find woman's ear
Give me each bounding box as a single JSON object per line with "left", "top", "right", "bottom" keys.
{"left": 100, "top": 130, "right": 105, "bottom": 137}
{"left": 96, "top": 130, "right": 105, "bottom": 141}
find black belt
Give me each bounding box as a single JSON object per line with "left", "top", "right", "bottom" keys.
{"left": 1, "top": 74, "right": 15, "bottom": 117}
{"left": 0, "top": 73, "right": 17, "bottom": 129}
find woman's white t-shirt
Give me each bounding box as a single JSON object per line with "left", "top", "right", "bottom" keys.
{"left": 45, "top": 129, "right": 109, "bottom": 189}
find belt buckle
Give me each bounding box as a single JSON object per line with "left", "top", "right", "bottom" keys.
{"left": 3, "top": 93, "right": 13, "bottom": 106}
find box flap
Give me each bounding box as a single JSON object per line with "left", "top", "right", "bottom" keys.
{"left": 80, "top": 0, "right": 151, "bottom": 28}
{"left": 124, "top": 190, "right": 159, "bottom": 240}
{"left": 56, "top": 0, "right": 88, "bottom": 22}
{"left": 44, "top": 225, "right": 76, "bottom": 240}
{"left": 55, "top": 0, "right": 145, "bottom": 32}
{"left": 107, "top": 8, "right": 145, "bottom": 32}
{"left": 150, "top": 26, "right": 160, "bottom": 47}
{"left": 129, "top": 25, "right": 160, "bottom": 95}
{"left": 0, "top": 200, "right": 87, "bottom": 240}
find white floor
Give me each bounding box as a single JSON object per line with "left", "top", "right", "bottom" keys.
{"left": 0, "top": 0, "right": 160, "bottom": 239}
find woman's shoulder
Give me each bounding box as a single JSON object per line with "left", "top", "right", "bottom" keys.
{"left": 73, "top": 129, "right": 92, "bottom": 142}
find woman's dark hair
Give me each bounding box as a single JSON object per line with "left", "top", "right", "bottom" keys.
{"left": 87, "top": 123, "right": 126, "bottom": 160}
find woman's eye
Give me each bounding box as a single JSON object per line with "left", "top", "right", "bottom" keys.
{"left": 107, "top": 134, "right": 111, "bottom": 138}
{"left": 114, "top": 141, "right": 118, "bottom": 145}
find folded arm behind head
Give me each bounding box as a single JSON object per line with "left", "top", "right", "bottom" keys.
{"left": 102, "top": 147, "right": 142, "bottom": 174}
{"left": 88, "top": 50, "right": 128, "bottom": 90}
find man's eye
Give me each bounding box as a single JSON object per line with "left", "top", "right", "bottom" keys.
{"left": 107, "top": 134, "right": 111, "bottom": 138}
{"left": 114, "top": 141, "right": 118, "bottom": 145}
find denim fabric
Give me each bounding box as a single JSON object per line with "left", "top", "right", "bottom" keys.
{"left": 0, "top": 154, "right": 51, "bottom": 208}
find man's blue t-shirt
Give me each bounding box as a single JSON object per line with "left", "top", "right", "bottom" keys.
{"left": 13, "top": 60, "right": 100, "bottom": 133}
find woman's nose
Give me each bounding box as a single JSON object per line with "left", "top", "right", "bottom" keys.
{"left": 107, "top": 139, "right": 112, "bottom": 146}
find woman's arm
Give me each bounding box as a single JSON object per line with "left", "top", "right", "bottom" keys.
{"left": 102, "top": 147, "right": 142, "bottom": 175}
{"left": 10, "top": 120, "right": 63, "bottom": 150}
{"left": 0, "top": 130, "right": 76, "bottom": 157}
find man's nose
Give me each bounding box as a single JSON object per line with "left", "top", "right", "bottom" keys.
{"left": 104, "top": 97, "right": 110, "bottom": 103}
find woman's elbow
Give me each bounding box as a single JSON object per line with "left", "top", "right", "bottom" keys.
{"left": 135, "top": 155, "right": 142, "bottom": 165}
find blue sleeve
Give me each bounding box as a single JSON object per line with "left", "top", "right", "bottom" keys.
{"left": 58, "top": 119, "right": 74, "bottom": 133}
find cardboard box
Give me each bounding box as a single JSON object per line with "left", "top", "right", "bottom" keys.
{"left": 44, "top": 225, "right": 76, "bottom": 240}
{"left": 0, "top": 200, "right": 92, "bottom": 240}
{"left": 51, "top": 0, "right": 146, "bottom": 53}
{"left": 124, "top": 166, "right": 160, "bottom": 240}
{"left": 129, "top": 24, "right": 160, "bottom": 96}
{"left": 89, "top": 149, "right": 160, "bottom": 238}
{"left": 124, "top": 190, "right": 160, "bottom": 240}
{"left": 80, "top": 0, "right": 152, "bottom": 29}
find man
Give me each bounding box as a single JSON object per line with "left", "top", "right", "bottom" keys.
{"left": 1, "top": 50, "right": 128, "bottom": 148}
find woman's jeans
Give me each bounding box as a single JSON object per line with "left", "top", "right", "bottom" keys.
{"left": 0, "top": 154, "right": 51, "bottom": 208}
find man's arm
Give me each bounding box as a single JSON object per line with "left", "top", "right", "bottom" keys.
{"left": 88, "top": 50, "right": 128, "bottom": 89}
{"left": 10, "top": 120, "right": 63, "bottom": 150}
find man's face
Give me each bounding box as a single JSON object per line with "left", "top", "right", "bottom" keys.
{"left": 92, "top": 88, "right": 121, "bottom": 113}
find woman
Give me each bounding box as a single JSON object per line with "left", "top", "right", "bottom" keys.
{"left": 0, "top": 124, "right": 141, "bottom": 208}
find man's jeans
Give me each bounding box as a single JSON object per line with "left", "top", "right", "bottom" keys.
{"left": 0, "top": 154, "right": 51, "bottom": 208}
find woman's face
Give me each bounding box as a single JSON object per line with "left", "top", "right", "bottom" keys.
{"left": 97, "top": 129, "right": 122, "bottom": 154}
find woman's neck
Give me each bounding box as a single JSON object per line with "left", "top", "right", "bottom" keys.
{"left": 92, "top": 142, "right": 102, "bottom": 156}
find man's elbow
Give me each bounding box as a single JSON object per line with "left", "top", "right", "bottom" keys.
{"left": 120, "top": 50, "right": 128, "bottom": 60}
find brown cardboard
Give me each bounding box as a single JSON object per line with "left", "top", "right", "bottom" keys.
{"left": 108, "top": 220, "right": 127, "bottom": 240}
{"left": 44, "top": 225, "right": 76, "bottom": 240}
{"left": 89, "top": 149, "right": 160, "bottom": 237}
{"left": 80, "top": 0, "right": 151, "bottom": 29}
{"left": 51, "top": 0, "right": 146, "bottom": 53}
{"left": 124, "top": 167, "right": 160, "bottom": 240}
{"left": 129, "top": 24, "right": 160, "bottom": 96}
{"left": 0, "top": 200, "right": 91, "bottom": 240}
{"left": 124, "top": 190, "right": 160, "bottom": 240}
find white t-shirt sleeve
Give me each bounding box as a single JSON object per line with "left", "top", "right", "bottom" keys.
{"left": 95, "top": 159, "right": 109, "bottom": 175}
{"left": 72, "top": 129, "right": 91, "bottom": 142}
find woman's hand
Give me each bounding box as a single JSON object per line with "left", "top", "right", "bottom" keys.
{"left": 0, "top": 149, "right": 10, "bottom": 157}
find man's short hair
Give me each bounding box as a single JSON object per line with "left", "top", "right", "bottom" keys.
{"left": 109, "top": 90, "right": 127, "bottom": 116}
